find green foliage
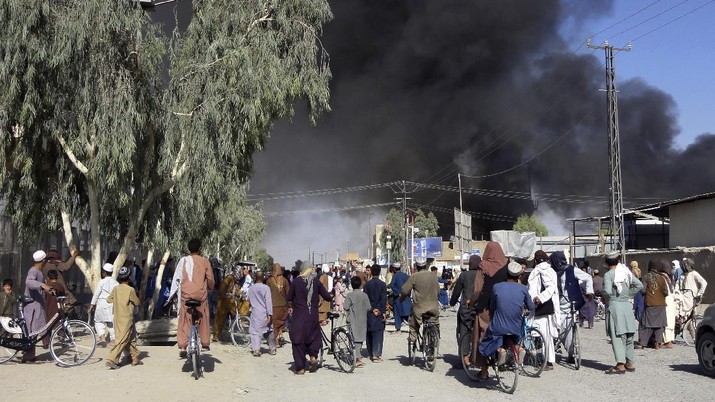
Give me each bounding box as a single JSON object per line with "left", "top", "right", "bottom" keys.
{"left": 414, "top": 210, "right": 439, "bottom": 238}
{"left": 512, "top": 214, "right": 548, "bottom": 236}
{"left": 254, "top": 248, "right": 274, "bottom": 273}
{"left": 0, "top": 1, "right": 332, "bottom": 273}
{"left": 377, "top": 208, "right": 440, "bottom": 264}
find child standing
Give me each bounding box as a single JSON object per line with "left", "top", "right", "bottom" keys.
{"left": 89, "top": 263, "right": 119, "bottom": 347}
{"left": 333, "top": 276, "right": 346, "bottom": 313}
{"left": 343, "top": 276, "right": 371, "bottom": 367}
{"left": 0, "top": 279, "right": 16, "bottom": 317}
{"left": 106, "top": 266, "right": 142, "bottom": 368}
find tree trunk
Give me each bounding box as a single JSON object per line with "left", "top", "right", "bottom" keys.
{"left": 147, "top": 249, "right": 171, "bottom": 320}
{"left": 61, "top": 210, "right": 98, "bottom": 289}
{"left": 139, "top": 248, "right": 155, "bottom": 320}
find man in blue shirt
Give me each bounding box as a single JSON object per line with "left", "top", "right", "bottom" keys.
{"left": 478, "top": 261, "right": 535, "bottom": 366}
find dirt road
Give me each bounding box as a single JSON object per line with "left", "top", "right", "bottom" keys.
{"left": 2, "top": 309, "right": 711, "bottom": 401}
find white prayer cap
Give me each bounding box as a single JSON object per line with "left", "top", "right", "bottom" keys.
{"left": 102, "top": 263, "right": 114, "bottom": 273}
{"left": 322, "top": 264, "right": 330, "bottom": 273}
{"left": 33, "top": 250, "right": 47, "bottom": 262}
{"left": 507, "top": 261, "right": 522, "bottom": 276}
{"left": 672, "top": 260, "right": 680, "bottom": 269}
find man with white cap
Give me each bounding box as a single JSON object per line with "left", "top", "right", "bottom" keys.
{"left": 478, "top": 261, "right": 535, "bottom": 365}
{"left": 90, "top": 263, "right": 119, "bottom": 347}
{"left": 21, "top": 250, "right": 55, "bottom": 363}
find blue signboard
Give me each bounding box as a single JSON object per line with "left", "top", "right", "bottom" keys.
{"left": 411, "top": 237, "right": 443, "bottom": 258}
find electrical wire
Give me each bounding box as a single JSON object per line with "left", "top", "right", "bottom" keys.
{"left": 606, "top": 0, "right": 692, "bottom": 42}
{"left": 630, "top": 0, "right": 715, "bottom": 42}
{"left": 248, "top": 182, "right": 396, "bottom": 202}
{"left": 262, "top": 201, "right": 397, "bottom": 217}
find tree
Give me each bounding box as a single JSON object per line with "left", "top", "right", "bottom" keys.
{"left": 254, "top": 248, "right": 274, "bottom": 273}
{"left": 377, "top": 208, "right": 440, "bottom": 265}
{"left": 513, "top": 214, "right": 548, "bottom": 236}
{"left": 0, "top": 1, "right": 332, "bottom": 288}
{"left": 413, "top": 210, "right": 439, "bottom": 238}
{"left": 378, "top": 208, "right": 405, "bottom": 265}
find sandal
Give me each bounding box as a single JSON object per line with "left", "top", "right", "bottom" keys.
{"left": 604, "top": 366, "right": 626, "bottom": 374}
{"left": 624, "top": 364, "right": 635, "bottom": 372}
{"left": 356, "top": 360, "right": 366, "bottom": 368}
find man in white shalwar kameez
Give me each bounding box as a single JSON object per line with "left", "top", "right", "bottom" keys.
{"left": 528, "top": 250, "right": 560, "bottom": 370}
{"left": 90, "top": 263, "right": 119, "bottom": 346}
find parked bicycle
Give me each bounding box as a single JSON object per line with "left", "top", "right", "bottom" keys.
{"left": 519, "top": 314, "right": 547, "bottom": 377}
{"left": 317, "top": 312, "right": 355, "bottom": 373}
{"left": 184, "top": 299, "right": 204, "bottom": 380}
{"left": 675, "top": 290, "right": 700, "bottom": 346}
{"left": 408, "top": 313, "right": 440, "bottom": 372}
{"left": 554, "top": 300, "right": 581, "bottom": 370}
{"left": 595, "top": 296, "right": 606, "bottom": 321}
{"left": 0, "top": 295, "right": 96, "bottom": 366}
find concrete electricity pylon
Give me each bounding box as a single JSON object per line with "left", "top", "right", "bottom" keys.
{"left": 588, "top": 39, "right": 631, "bottom": 261}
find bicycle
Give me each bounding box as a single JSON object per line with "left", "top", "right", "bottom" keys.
{"left": 317, "top": 311, "right": 355, "bottom": 373}
{"left": 519, "top": 314, "right": 547, "bottom": 377}
{"left": 554, "top": 300, "right": 581, "bottom": 370}
{"left": 184, "top": 299, "right": 204, "bottom": 380}
{"left": 674, "top": 292, "right": 700, "bottom": 346}
{"left": 595, "top": 296, "right": 606, "bottom": 321}
{"left": 0, "top": 295, "right": 96, "bottom": 366}
{"left": 407, "top": 313, "right": 440, "bottom": 372}
{"left": 458, "top": 325, "right": 519, "bottom": 393}
{"left": 228, "top": 313, "right": 251, "bottom": 347}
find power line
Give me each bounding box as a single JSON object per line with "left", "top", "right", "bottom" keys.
{"left": 606, "top": 0, "right": 692, "bottom": 42}
{"left": 263, "top": 201, "right": 398, "bottom": 218}
{"left": 630, "top": 0, "right": 715, "bottom": 42}
{"left": 248, "top": 182, "right": 396, "bottom": 201}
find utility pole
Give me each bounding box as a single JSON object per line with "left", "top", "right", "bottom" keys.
{"left": 388, "top": 180, "right": 418, "bottom": 270}
{"left": 588, "top": 39, "right": 631, "bottom": 262}
{"left": 367, "top": 212, "right": 374, "bottom": 260}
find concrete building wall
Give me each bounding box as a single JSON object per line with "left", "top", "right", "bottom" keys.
{"left": 670, "top": 198, "right": 715, "bottom": 247}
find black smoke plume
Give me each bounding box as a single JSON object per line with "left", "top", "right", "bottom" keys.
{"left": 157, "top": 1, "right": 715, "bottom": 263}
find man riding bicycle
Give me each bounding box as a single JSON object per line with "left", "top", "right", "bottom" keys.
{"left": 399, "top": 258, "right": 440, "bottom": 346}
{"left": 168, "top": 238, "right": 215, "bottom": 358}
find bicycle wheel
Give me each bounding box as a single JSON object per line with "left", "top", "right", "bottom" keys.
{"left": 50, "top": 320, "right": 96, "bottom": 367}
{"left": 495, "top": 348, "right": 519, "bottom": 394}
{"left": 0, "top": 334, "right": 19, "bottom": 364}
{"left": 683, "top": 318, "right": 697, "bottom": 346}
{"left": 520, "top": 327, "right": 547, "bottom": 377}
{"left": 423, "top": 325, "right": 438, "bottom": 372}
{"left": 191, "top": 329, "right": 202, "bottom": 380}
{"left": 572, "top": 324, "right": 581, "bottom": 370}
{"left": 459, "top": 332, "right": 480, "bottom": 381}
{"left": 230, "top": 316, "right": 250, "bottom": 347}
{"left": 332, "top": 328, "right": 355, "bottom": 373}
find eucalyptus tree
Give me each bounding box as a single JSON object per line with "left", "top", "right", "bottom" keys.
{"left": 0, "top": 1, "right": 332, "bottom": 288}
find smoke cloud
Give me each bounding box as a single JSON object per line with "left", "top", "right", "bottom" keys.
{"left": 164, "top": 1, "right": 712, "bottom": 265}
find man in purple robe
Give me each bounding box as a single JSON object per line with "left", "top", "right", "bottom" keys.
{"left": 287, "top": 265, "right": 332, "bottom": 374}
{"left": 22, "top": 250, "right": 56, "bottom": 363}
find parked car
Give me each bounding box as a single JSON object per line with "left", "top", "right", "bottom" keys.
{"left": 696, "top": 303, "right": 715, "bottom": 377}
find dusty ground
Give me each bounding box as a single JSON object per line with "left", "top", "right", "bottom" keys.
{"left": 1, "top": 309, "right": 712, "bottom": 402}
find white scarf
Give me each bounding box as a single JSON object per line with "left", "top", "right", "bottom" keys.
{"left": 166, "top": 255, "right": 194, "bottom": 307}
{"left": 613, "top": 263, "right": 632, "bottom": 296}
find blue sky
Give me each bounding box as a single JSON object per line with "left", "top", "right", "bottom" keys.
{"left": 576, "top": 0, "right": 715, "bottom": 148}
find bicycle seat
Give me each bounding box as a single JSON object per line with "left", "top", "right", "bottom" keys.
{"left": 327, "top": 312, "right": 340, "bottom": 319}
{"left": 185, "top": 299, "right": 202, "bottom": 307}
{"left": 18, "top": 295, "right": 34, "bottom": 305}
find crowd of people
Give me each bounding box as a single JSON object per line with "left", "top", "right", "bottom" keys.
{"left": 2, "top": 238, "right": 709, "bottom": 382}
